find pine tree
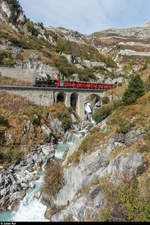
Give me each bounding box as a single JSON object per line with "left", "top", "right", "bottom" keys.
{"left": 122, "top": 74, "right": 145, "bottom": 105}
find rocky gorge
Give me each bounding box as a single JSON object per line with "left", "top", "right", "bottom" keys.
{"left": 1, "top": 0, "right": 150, "bottom": 222}
{"left": 0, "top": 143, "right": 55, "bottom": 211}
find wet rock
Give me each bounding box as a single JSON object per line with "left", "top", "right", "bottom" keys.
{"left": 44, "top": 207, "right": 52, "bottom": 220}
{"left": 0, "top": 166, "right": 4, "bottom": 170}
{"left": 0, "top": 188, "right": 7, "bottom": 196}
{"left": 41, "top": 192, "right": 55, "bottom": 207}
{"left": 29, "top": 182, "right": 35, "bottom": 189}
{"left": 9, "top": 192, "right": 22, "bottom": 203}
{"left": 11, "top": 201, "right": 20, "bottom": 212}
{"left": 34, "top": 191, "right": 41, "bottom": 199}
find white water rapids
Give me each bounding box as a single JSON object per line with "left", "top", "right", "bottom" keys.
{"left": 0, "top": 104, "right": 93, "bottom": 222}
{"left": 12, "top": 159, "right": 49, "bottom": 222}
{"left": 0, "top": 130, "right": 88, "bottom": 222}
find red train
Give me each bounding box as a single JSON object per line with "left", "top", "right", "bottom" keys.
{"left": 34, "top": 78, "right": 114, "bottom": 90}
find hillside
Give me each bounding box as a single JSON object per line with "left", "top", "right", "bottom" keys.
{"left": 1, "top": 0, "right": 150, "bottom": 222}
{"left": 42, "top": 78, "right": 150, "bottom": 221}
{"left": 88, "top": 23, "right": 150, "bottom": 70}
{"left": 0, "top": 0, "right": 127, "bottom": 85}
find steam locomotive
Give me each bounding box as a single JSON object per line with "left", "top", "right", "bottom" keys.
{"left": 34, "top": 76, "right": 114, "bottom": 90}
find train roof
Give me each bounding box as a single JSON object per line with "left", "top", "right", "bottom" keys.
{"left": 62, "top": 80, "right": 114, "bottom": 85}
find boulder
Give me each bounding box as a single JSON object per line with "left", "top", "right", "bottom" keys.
{"left": 34, "top": 191, "right": 41, "bottom": 200}
{"left": 49, "top": 118, "right": 64, "bottom": 134}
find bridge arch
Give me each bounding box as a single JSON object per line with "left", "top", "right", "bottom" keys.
{"left": 70, "top": 92, "right": 78, "bottom": 111}
{"left": 56, "top": 92, "right": 66, "bottom": 103}
{"left": 86, "top": 94, "right": 101, "bottom": 109}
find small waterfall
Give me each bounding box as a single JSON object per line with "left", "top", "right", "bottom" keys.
{"left": 85, "top": 102, "right": 95, "bottom": 124}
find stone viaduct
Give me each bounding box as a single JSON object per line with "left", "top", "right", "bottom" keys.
{"left": 0, "top": 86, "right": 107, "bottom": 120}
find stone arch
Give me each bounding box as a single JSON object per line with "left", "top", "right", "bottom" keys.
{"left": 70, "top": 92, "right": 78, "bottom": 110}
{"left": 84, "top": 94, "right": 101, "bottom": 121}
{"left": 86, "top": 94, "right": 101, "bottom": 108}
{"left": 57, "top": 92, "right": 65, "bottom": 103}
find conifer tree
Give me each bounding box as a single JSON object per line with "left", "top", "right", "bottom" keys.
{"left": 122, "top": 74, "right": 144, "bottom": 105}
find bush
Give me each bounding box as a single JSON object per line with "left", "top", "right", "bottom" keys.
{"left": 55, "top": 56, "right": 76, "bottom": 78}
{"left": 93, "top": 105, "right": 112, "bottom": 123}
{"left": 78, "top": 67, "right": 97, "bottom": 81}
{"left": 0, "top": 115, "right": 9, "bottom": 127}
{"left": 50, "top": 103, "right": 72, "bottom": 131}
{"left": 100, "top": 176, "right": 150, "bottom": 222}
{"left": 0, "top": 147, "right": 24, "bottom": 164}
{"left": 0, "top": 50, "right": 16, "bottom": 66}
{"left": 26, "top": 20, "right": 39, "bottom": 36}
{"left": 44, "top": 160, "right": 64, "bottom": 199}
{"left": 122, "top": 74, "right": 145, "bottom": 105}
{"left": 116, "top": 117, "right": 131, "bottom": 134}
{"left": 102, "top": 97, "right": 109, "bottom": 105}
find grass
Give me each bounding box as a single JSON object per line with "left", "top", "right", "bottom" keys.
{"left": 0, "top": 76, "right": 33, "bottom": 86}
{"left": 0, "top": 91, "right": 52, "bottom": 167}
{"left": 66, "top": 132, "right": 105, "bottom": 165}
{"left": 99, "top": 175, "right": 150, "bottom": 222}
{"left": 49, "top": 103, "right": 72, "bottom": 131}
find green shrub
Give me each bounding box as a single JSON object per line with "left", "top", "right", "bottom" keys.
{"left": 0, "top": 50, "right": 16, "bottom": 66}
{"left": 55, "top": 56, "right": 76, "bottom": 78}
{"left": 93, "top": 105, "right": 112, "bottom": 123}
{"left": 78, "top": 67, "right": 96, "bottom": 81}
{"left": 37, "top": 22, "right": 44, "bottom": 29}
{"left": 116, "top": 117, "right": 131, "bottom": 134}
{"left": 0, "top": 115, "right": 9, "bottom": 127}
{"left": 100, "top": 176, "right": 150, "bottom": 222}
{"left": 30, "top": 114, "right": 40, "bottom": 126}
{"left": 26, "top": 20, "right": 39, "bottom": 36}
{"left": 122, "top": 74, "right": 145, "bottom": 105}
{"left": 102, "top": 97, "right": 109, "bottom": 105}
{"left": 0, "top": 147, "right": 24, "bottom": 164}
{"left": 112, "top": 100, "right": 123, "bottom": 110}
{"left": 50, "top": 103, "right": 72, "bottom": 131}
{"left": 98, "top": 54, "right": 117, "bottom": 68}
{"left": 89, "top": 127, "right": 101, "bottom": 134}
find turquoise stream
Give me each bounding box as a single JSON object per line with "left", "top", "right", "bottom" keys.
{"left": 0, "top": 143, "right": 70, "bottom": 222}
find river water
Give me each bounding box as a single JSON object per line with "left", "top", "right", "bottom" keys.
{"left": 0, "top": 130, "right": 88, "bottom": 222}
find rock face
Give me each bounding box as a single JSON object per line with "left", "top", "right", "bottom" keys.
{"left": 0, "top": 0, "right": 25, "bottom": 25}
{"left": 88, "top": 24, "right": 150, "bottom": 66}
{"left": 0, "top": 0, "right": 11, "bottom": 23}
{"left": 42, "top": 126, "right": 146, "bottom": 221}
{"left": 15, "top": 60, "right": 59, "bottom": 79}
{"left": 0, "top": 144, "right": 55, "bottom": 209}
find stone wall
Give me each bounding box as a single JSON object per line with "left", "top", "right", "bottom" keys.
{"left": 0, "top": 87, "right": 105, "bottom": 120}
{"left": 0, "top": 67, "right": 37, "bottom": 82}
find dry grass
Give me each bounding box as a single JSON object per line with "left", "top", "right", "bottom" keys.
{"left": 0, "top": 91, "right": 32, "bottom": 113}
{"left": 44, "top": 160, "right": 64, "bottom": 199}
{"left": 0, "top": 76, "right": 33, "bottom": 86}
